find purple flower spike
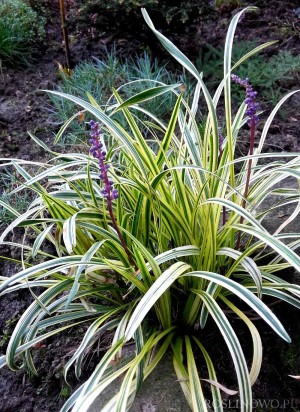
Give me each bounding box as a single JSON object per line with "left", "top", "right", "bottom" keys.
{"left": 112, "top": 189, "right": 119, "bottom": 200}
{"left": 88, "top": 121, "right": 137, "bottom": 269}
{"left": 89, "top": 120, "right": 118, "bottom": 203}
{"left": 231, "top": 76, "right": 259, "bottom": 250}
{"left": 231, "top": 74, "right": 259, "bottom": 126}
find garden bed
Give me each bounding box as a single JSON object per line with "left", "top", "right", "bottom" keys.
{"left": 1, "top": 1, "right": 300, "bottom": 411}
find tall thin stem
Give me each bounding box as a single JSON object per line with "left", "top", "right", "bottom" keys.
{"left": 236, "top": 117, "right": 256, "bottom": 249}
{"left": 231, "top": 75, "right": 259, "bottom": 250}
{"left": 106, "top": 188, "right": 138, "bottom": 271}
{"left": 59, "top": 0, "right": 72, "bottom": 69}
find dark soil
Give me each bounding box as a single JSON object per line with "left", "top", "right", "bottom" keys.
{"left": 1, "top": 1, "right": 300, "bottom": 411}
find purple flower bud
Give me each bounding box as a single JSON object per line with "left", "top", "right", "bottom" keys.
{"left": 89, "top": 119, "right": 118, "bottom": 203}
{"left": 112, "top": 189, "right": 119, "bottom": 199}
{"left": 231, "top": 74, "right": 259, "bottom": 125}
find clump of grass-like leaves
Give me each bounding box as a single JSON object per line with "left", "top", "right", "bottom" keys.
{"left": 1, "top": 7, "right": 300, "bottom": 412}
{"left": 197, "top": 41, "right": 300, "bottom": 105}
{"left": 0, "top": 0, "right": 45, "bottom": 64}
{"left": 49, "top": 50, "right": 179, "bottom": 145}
{"left": 0, "top": 168, "right": 34, "bottom": 226}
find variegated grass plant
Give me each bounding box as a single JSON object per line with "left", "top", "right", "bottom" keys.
{"left": 1, "top": 7, "right": 300, "bottom": 412}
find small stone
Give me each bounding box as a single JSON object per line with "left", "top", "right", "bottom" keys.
{"left": 0, "top": 101, "right": 20, "bottom": 123}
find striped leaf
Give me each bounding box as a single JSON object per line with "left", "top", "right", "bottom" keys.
{"left": 113, "top": 84, "right": 181, "bottom": 113}
{"left": 194, "top": 291, "right": 251, "bottom": 412}
{"left": 219, "top": 295, "right": 262, "bottom": 385}
{"left": 185, "top": 335, "right": 208, "bottom": 412}
{"left": 125, "top": 262, "right": 191, "bottom": 340}
{"left": 186, "top": 271, "right": 291, "bottom": 342}
{"left": 232, "top": 224, "right": 300, "bottom": 273}
{"left": 217, "top": 247, "right": 262, "bottom": 298}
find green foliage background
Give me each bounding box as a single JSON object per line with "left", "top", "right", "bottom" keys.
{"left": 0, "top": 0, "right": 45, "bottom": 63}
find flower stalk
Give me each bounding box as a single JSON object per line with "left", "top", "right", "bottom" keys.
{"left": 89, "top": 120, "right": 138, "bottom": 270}
{"left": 218, "top": 131, "right": 227, "bottom": 226}
{"left": 231, "top": 75, "right": 259, "bottom": 249}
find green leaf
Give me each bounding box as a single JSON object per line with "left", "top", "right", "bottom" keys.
{"left": 45, "top": 90, "right": 149, "bottom": 178}
{"left": 125, "top": 262, "right": 191, "bottom": 340}
{"left": 219, "top": 295, "right": 262, "bottom": 385}
{"left": 71, "top": 339, "right": 127, "bottom": 412}
{"left": 141, "top": 8, "right": 219, "bottom": 171}
{"left": 232, "top": 223, "right": 300, "bottom": 274}
{"left": 192, "top": 337, "right": 224, "bottom": 410}
{"left": 113, "top": 84, "right": 181, "bottom": 113}
{"left": 217, "top": 247, "right": 262, "bottom": 298}
{"left": 204, "top": 198, "right": 266, "bottom": 232}
{"left": 172, "top": 337, "right": 193, "bottom": 409}
{"left": 194, "top": 291, "right": 251, "bottom": 412}
{"left": 65, "top": 314, "right": 121, "bottom": 380}
{"left": 185, "top": 336, "right": 208, "bottom": 412}
{"left": 5, "top": 280, "right": 73, "bottom": 370}
{"left": 156, "top": 93, "right": 182, "bottom": 168}
{"left": 187, "top": 271, "right": 291, "bottom": 343}
{"left": 32, "top": 224, "right": 55, "bottom": 258}
{"left": 0, "top": 199, "right": 20, "bottom": 218}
